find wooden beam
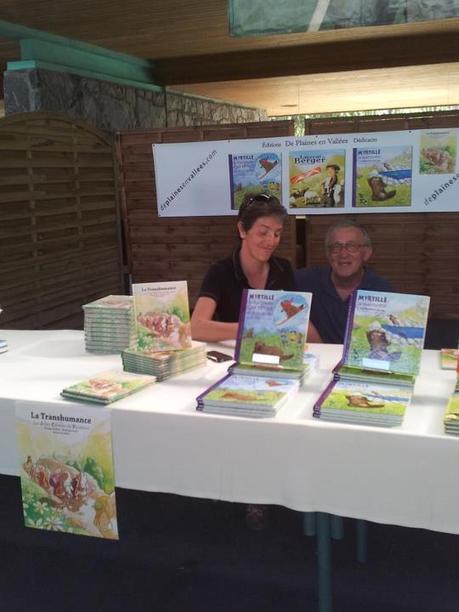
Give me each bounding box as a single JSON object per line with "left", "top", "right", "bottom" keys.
{"left": 155, "top": 28, "right": 459, "bottom": 84}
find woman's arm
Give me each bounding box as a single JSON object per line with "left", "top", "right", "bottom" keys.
{"left": 191, "top": 296, "right": 239, "bottom": 342}
{"left": 307, "top": 321, "right": 322, "bottom": 343}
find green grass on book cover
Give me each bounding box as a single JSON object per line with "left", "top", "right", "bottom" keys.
{"left": 202, "top": 374, "right": 297, "bottom": 408}
{"left": 321, "top": 380, "right": 410, "bottom": 417}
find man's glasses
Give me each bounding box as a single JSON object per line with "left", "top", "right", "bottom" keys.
{"left": 328, "top": 241, "right": 364, "bottom": 254}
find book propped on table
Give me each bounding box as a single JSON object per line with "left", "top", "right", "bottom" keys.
{"left": 197, "top": 289, "right": 312, "bottom": 418}
{"left": 440, "top": 348, "right": 459, "bottom": 370}
{"left": 61, "top": 370, "right": 155, "bottom": 404}
{"left": 0, "top": 306, "right": 7, "bottom": 354}
{"left": 315, "top": 290, "right": 430, "bottom": 427}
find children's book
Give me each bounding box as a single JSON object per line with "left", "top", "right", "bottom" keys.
{"left": 132, "top": 280, "right": 192, "bottom": 352}
{"left": 353, "top": 145, "right": 412, "bottom": 208}
{"left": 61, "top": 371, "right": 155, "bottom": 404}
{"left": 288, "top": 149, "right": 345, "bottom": 209}
{"left": 336, "top": 290, "right": 430, "bottom": 384}
{"left": 315, "top": 290, "right": 430, "bottom": 428}
{"left": 228, "top": 152, "right": 281, "bottom": 210}
{"left": 419, "top": 129, "right": 457, "bottom": 175}
{"left": 234, "top": 289, "right": 312, "bottom": 371}
{"left": 440, "top": 348, "right": 459, "bottom": 370}
{"left": 196, "top": 373, "right": 299, "bottom": 418}
{"left": 16, "top": 401, "right": 119, "bottom": 539}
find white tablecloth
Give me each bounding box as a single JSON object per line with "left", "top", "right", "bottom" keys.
{"left": 0, "top": 330, "right": 457, "bottom": 534}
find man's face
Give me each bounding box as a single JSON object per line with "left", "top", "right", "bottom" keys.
{"left": 327, "top": 227, "right": 372, "bottom": 280}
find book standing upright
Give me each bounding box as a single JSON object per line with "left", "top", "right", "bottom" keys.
{"left": 314, "top": 290, "right": 430, "bottom": 427}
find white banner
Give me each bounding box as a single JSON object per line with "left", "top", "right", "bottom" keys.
{"left": 153, "top": 128, "right": 459, "bottom": 217}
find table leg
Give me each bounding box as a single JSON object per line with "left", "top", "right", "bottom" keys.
{"left": 356, "top": 519, "right": 367, "bottom": 564}
{"left": 316, "top": 512, "right": 333, "bottom": 612}
{"left": 303, "top": 511, "right": 316, "bottom": 536}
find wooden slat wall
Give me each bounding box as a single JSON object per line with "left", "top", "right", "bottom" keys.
{"left": 117, "top": 121, "right": 296, "bottom": 308}
{"left": 303, "top": 111, "right": 459, "bottom": 319}
{"left": 0, "top": 112, "right": 123, "bottom": 329}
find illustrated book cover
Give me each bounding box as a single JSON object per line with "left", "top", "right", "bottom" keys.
{"left": 16, "top": 401, "right": 119, "bottom": 539}
{"left": 132, "top": 280, "right": 192, "bottom": 352}
{"left": 419, "top": 129, "right": 457, "bottom": 175}
{"left": 196, "top": 373, "right": 299, "bottom": 418}
{"left": 337, "top": 290, "right": 430, "bottom": 384}
{"left": 314, "top": 378, "right": 412, "bottom": 427}
{"left": 228, "top": 152, "right": 281, "bottom": 210}
{"left": 289, "top": 149, "right": 345, "bottom": 209}
{"left": 234, "top": 289, "right": 312, "bottom": 372}
{"left": 353, "top": 145, "right": 413, "bottom": 208}
{"left": 61, "top": 370, "right": 155, "bottom": 404}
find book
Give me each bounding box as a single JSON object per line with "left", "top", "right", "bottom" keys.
{"left": 228, "top": 152, "right": 281, "bottom": 210}
{"left": 314, "top": 378, "right": 412, "bottom": 427}
{"left": 82, "top": 295, "right": 136, "bottom": 354}
{"left": 440, "top": 348, "right": 459, "bottom": 370}
{"left": 234, "top": 289, "right": 312, "bottom": 372}
{"left": 289, "top": 149, "right": 345, "bottom": 209}
{"left": 315, "top": 290, "right": 430, "bottom": 428}
{"left": 61, "top": 371, "right": 155, "bottom": 404}
{"left": 196, "top": 373, "right": 299, "bottom": 418}
{"left": 132, "top": 281, "right": 192, "bottom": 352}
{"left": 419, "top": 129, "right": 457, "bottom": 175}
{"left": 337, "top": 290, "right": 430, "bottom": 384}
{"left": 122, "top": 341, "right": 207, "bottom": 381}
{"left": 353, "top": 145, "right": 413, "bottom": 208}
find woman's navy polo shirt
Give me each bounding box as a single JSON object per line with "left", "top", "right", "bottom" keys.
{"left": 198, "top": 248, "right": 295, "bottom": 322}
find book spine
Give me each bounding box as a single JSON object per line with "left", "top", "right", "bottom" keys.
{"left": 352, "top": 148, "right": 358, "bottom": 207}
{"left": 234, "top": 289, "right": 249, "bottom": 363}
{"left": 341, "top": 290, "right": 357, "bottom": 364}
{"left": 313, "top": 376, "right": 337, "bottom": 412}
{"left": 195, "top": 372, "right": 232, "bottom": 403}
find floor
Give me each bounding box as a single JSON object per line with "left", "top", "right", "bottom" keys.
{"left": 1, "top": 477, "right": 459, "bottom": 612}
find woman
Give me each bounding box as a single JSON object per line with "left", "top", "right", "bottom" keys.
{"left": 191, "top": 192, "right": 319, "bottom": 342}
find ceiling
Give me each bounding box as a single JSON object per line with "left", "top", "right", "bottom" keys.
{"left": 1, "top": 1, "right": 459, "bottom": 116}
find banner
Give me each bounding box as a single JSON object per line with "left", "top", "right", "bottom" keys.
{"left": 153, "top": 127, "right": 459, "bottom": 217}
{"left": 16, "top": 400, "right": 118, "bottom": 539}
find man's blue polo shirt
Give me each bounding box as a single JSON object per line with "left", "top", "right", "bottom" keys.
{"left": 295, "top": 266, "right": 392, "bottom": 344}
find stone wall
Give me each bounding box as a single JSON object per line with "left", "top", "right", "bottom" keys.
{"left": 3, "top": 68, "right": 267, "bottom": 132}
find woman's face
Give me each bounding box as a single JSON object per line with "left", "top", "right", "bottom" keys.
{"left": 238, "top": 215, "right": 283, "bottom": 262}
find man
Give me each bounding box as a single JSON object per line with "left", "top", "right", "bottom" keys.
{"left": 295, "top": 219, "right": 392, "bottom": 344}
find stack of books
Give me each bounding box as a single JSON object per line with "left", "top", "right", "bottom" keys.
{"left": 83, "top": 295, "right": 136, "bottom": 354}
{"left": 197, "top": 288, "right": 312, "bottom": 418}
{"left": 0, "top": 307, "right": 6, "bottom": 354}
{"left": 122, "top": 341, "right": 207, "bottom": 381}
{"left": 61, "top": 370, "right": 155, "bottom": 404}
{"left": 440, "top": 348, "right": 459, "bottom": 370}
{"left": 314, "top": 290, "right": 430, "bottom": 427}
{"left": 444, "top": 349, "right": 459, "bottom": 435}
{"left": 122, "top": 281, "right": 205, "bottom": 382}
{"left": 197, "top": 373, "right": 299, "bottom": 418}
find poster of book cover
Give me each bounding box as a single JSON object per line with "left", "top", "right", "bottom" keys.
{"left": 353, "top": 145, "right": 413, "bottom": 208}
{"left": 16, "top": 402, "right": 118, "bottom": 539}
{"left": 289, "top": 149, "right": 345, "bottom": 209}
{"left": 419, "top": 129, "right": 457, "bottom": 175}
{"left": 228, "top": 152, "right": 281, "bottom": 210}
{"left": 132, "top": 281, "right": 192, "bottom": 352}
{"left": 345, "top": 291, "right": 430, "bottom": 376}
{"left": 235, "top": 289, "right": 311, "bottom": 370}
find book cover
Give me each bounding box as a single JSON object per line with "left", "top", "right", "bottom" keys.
{"left": 289, "top": 149, "right": 345, "bottom": 209}
{"left": 341, "top": 290, "right": 430, "bottom": 379}
{"left": 234, "top": 289, "right": 312, "bottom": 371}
{"left": 353, "top": 145, "right": 412, "bottom": 208}
{"left": 61, "top": 370, "right": 155, "bottom": 404}
{"left": 132, "top": 280, "right": 192, "bottom": 352}
{"left": 228, "top": 152, "right": 281, "bottom": 210}
{"left": 440, "top": 348, "right": 459, "bottom": 370}
{"left": 419, "top": 129, "right": 457, "bottom": 174}
{"left": 197, "top": 373, "right": 298, "bottom": 410}
{"left": 16, "top": 402, "right": 118, "bottom": 539}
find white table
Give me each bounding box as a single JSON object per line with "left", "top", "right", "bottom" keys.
{"left": 0, "top": 329, "right": 457, "bottom": 534}
{"left": 0, "top": 329, "right": 457, "bottom": 612}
